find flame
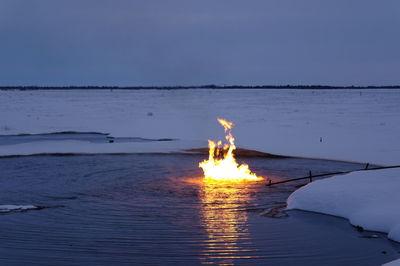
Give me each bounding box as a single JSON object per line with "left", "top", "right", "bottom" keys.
{"left": 199, "top": 119, "right": 263, "bottom": 182}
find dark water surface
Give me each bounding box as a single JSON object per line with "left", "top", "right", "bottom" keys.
{"left": 0, "top": 155, "right": 399, "bottom": 265}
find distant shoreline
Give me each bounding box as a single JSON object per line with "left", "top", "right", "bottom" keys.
{"left": 1, "top": 85, "right": 400, "bottom": 90}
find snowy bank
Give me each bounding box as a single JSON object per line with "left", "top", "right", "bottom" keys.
{"left": 287, "top": 168, "right": 400, "bottom": 242}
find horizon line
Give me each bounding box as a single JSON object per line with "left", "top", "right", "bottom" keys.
{"left": 1, "top": 84, "right": 400, "bottom": 90}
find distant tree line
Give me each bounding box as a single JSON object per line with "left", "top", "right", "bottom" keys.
{"left": 1, "top": 85, "right": 400, "bottom": 90}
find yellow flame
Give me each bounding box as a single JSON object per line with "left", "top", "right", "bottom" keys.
{"left": 199, "top": 119, "right": 263, "bottom": 182}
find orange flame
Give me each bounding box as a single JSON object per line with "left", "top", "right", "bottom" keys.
{"left": 199, "top": 119, "right": 263, "bottom": 182}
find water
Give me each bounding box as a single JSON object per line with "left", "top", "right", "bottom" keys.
{"left": 0, "top": 154, "right": 398, "bottom": 265}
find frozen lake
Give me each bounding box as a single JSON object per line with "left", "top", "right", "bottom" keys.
{"left": 0, "top": 154, "right": 399, "bottom": 265}
{"left": 1, "top": 89, "right": 399, "bottom": 165}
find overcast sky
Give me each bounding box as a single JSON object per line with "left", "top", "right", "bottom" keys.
{"left": 0, "top": 0, "right": 399, "bottom": 86}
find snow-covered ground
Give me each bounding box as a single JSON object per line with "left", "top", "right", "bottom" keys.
{"left": 1, "top": 89, "right": 399, "bottom": 165}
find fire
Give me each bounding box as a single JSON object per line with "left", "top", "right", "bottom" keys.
{"left": 199, "top": 119, "right": 263, "bottom": 182}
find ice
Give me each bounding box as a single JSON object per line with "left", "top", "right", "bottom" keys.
{"left": 0, "top": 89, "right": 399, "bottom": 165}
{"left": 0, "top": 205, "right": 38, "bottom": 213}
{"left": 384, "top": 259, "right": 400, "bottom": 265}
{"left": 0, "top": 139, "right": 201, "bottom": 157}
{"left": 287, "top": 168, "right": 400, "bottom": 243}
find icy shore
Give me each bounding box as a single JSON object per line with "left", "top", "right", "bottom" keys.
{"left": 287, "top": 168, "right": 400, "bottom": 242}
{"left": 287, "top": 168, "right": 400, "bottom": 265}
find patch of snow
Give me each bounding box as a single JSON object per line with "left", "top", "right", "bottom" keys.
{"left": 0, "top": 205, "right": 38, "bottom": 213}
{"left": 384, "top": 258, "right": 400, "bottom": 265}
{"left": 287, "top": 168, "right": 400, "bottom": 243}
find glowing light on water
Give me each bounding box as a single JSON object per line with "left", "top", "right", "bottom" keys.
{"left": 199, "top": 181, "right": 258, "bottom": 264}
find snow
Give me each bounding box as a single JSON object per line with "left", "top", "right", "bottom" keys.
{"left": 0, "top": 139, "right": 201, "bottom": 157}
{"left": 384, "top": 259, "right": 400, "bottom": 265}
{"left": 287, "top": 168, "right": 400, "bottom": 242}
{"left": 287, "top": 167, "right": 400, "bottom": 265}
{"left": 0, "top": 205, "right": 38, "bottom": 213}
{"left": 1, "top": 89, "right": 399, "bottom": 165}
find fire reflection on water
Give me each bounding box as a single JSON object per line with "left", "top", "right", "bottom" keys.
{"left": 198, "top": 180, "right": 259, "bottom": 265}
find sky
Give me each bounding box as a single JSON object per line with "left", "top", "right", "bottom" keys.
{"left": 0, "top": 0, "right": 399, "bottom": 86}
